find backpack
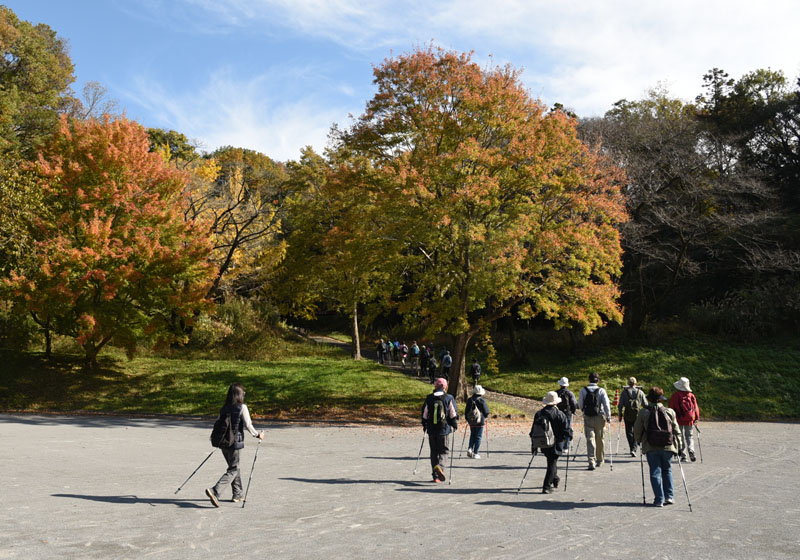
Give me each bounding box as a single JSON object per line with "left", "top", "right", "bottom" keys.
{"left": 470, "top": 363, "right": 481, "bottom": 377}
{"left": 624, "top": 387, "right": 642, "bottom": 422}
{"left": 430, "top": 394, "right": 448, "bottom": 426}
{"left": 676, "top": 391, "right": 695, "bottom": 419}
{"left": 556, "top": 388, "right": 569, "bottom": 413}
{"left": 465, "top": 398, "right": 483, "bottom": 425}
{"left": 442, "top": 354, "right": 452, "bottom": 368}
{"left": 582, "top": 388, "right": 603, "bottom": 417}
{"left": 646, "top": 405, "right": 674, "bottom": 447}
{"left": 210, "top": 412, "right": 236, "bottom": 448}
{"left": 530, "top": 413, "right": 555, "bottom": 448}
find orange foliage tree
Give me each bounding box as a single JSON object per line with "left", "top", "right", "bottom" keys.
{"left": 5, "top": 116, "right": 216, "bottom": 367}
{"left": 341, "top": 47, "right": 628, "bottom": 399}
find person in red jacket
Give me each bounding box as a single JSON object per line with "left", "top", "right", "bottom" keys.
{"left": 668, "top": 377, "right": 700, "bottom": 462}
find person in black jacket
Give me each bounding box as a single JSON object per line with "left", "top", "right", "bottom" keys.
{"left": 464, "top": 385, "right": 490, "bottom": 459}
{"left": 555, "top": 377, "right": 578, "bottom": 452}
{"left": 206, "top": 383, "right": 263, "bottom": 507}
{"left": 530, "top": 391, "right": 571, "bottom": 493}
{"left": 469, "top": 358, "right": 482, "bottom": 386}
{"left": 421, "top": 378, "right": 459, "bottom": 482}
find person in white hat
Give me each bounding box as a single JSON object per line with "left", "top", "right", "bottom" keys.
{"left": 668, "top": 377, "right": 700, "bottom": 461}
{"left": 464, "top": 385, "right": 490, "bottom": 458}
{"left": 530, "top": 391, "right": 571, "bottom": 493}
{"left": 555, "top": 377, "right": 578, "bottom": 452}
{"left": 619, "top": 377, "right": 647, "bottom": 457}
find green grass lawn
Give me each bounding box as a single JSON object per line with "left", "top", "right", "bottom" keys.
{"left": 0, "top": 343, "right": 522, "bottom": 422}
{"left": 484, "top": 334, "right": 800, "bottom": 419}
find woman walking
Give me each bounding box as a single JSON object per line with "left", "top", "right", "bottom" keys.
{"left": 206, "top": 383, "right": 264, "bottom": 507}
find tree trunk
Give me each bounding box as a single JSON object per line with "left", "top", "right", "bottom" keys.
{"left": 351, "top": 302, "right": 361, "bottom": 360}
{"left": 448, "top": 332, "right": 472, "bottom": 403}
{"left": 44, "top": 326, "right": 52, "bottom": 360}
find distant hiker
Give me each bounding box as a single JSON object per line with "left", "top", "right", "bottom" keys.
{"left": 377, "top": 339, "right": 388, "bottom": 364}
{"left": 578, "top": 372, "right": 612, "bottom": 470}
{"left": 411, "top": 341, "right": 420, "bottom": 374}
{"left": 634, "top": 386, "right": 683, "bottom": 507}
{"left": 428, "top": 356, "right": 438, "bottom": 383}
{"left": 441, "top": 350, "right": 452, "bottom": 379}
{"left": 205, "top": 383, "right": 264, "bottom": 507}
{"left": 555, "top": 377, "right": 578, "bottom": 452}
{"left": 421, "top": 378, "right": 459, "bottom": 482}
{"left": 530, "top": 391, "right": 571, "bottom": 493}
{"left": 393, "top": 340, "right": 400, "bottom": 362}
{"left": 419, "top": 344, "right": 430, "bottom": 378}
{"left": 469, "top": 358, "right": 482, "bottom": 386}
{"left": 465, "top": 385, "right": 490, "bottom": 459}
{"left": 619, "top": 376, "right": 647, "bottom": 457}
{"left": 400, "top": 342, "right": 409, "bottom": 368}
{"left": 668, "top": 377, "right": 700, "bottom": 462}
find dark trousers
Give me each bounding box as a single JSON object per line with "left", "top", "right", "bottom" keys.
{"left": 428, "top": 433, "right": 450, "bottom": 472}
{"left": 542, "top": 447, "right": 560, "bottom": 489}
{"left": 212, "top": 447, "right": 242, "bottom": 498}
{"left": 624, "top": 416, "right": 637, "bottom": 452}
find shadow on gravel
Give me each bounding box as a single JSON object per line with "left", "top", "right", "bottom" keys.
{"left": 281, "top": 477, "right": 428, "bottom": 487}
{"left": 52, "top": 493, "right": 209, "bottom": 509}
{"left": 477, "top": 499, "right": 645, "bottom": 510}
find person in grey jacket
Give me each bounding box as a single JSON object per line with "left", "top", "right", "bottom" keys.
{"left": 465, "top": 385, "right": 490, "bottom": 458}
{"left": 634, "top": 386, "right": 683, "bottom": 507}
{"left": 578, "top": 372, "right": 612, "bottom": 470}
{"left": 619, "top": 376, "right": 647, "bottom": 456}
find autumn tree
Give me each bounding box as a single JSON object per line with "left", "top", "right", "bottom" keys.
{"left": 340, "top": 47, "right": 627, "bottom": 399}
{"left": 4, "top": 116, "right": 216, "bottom": 367}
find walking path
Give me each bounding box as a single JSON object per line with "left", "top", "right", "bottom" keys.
{"left": 2, "top": 413, "right": 798, "bottom": 559}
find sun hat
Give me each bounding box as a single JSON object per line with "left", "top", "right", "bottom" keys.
{"left": 674, "top": 377, "right": 692, "bottom": 392}
{"left": 472, "top": 385, "right": 485, "bottom": 396}
{"left": 542, "top": 391, "right": 562, "bottom": 406}
{"left": 558, "top": 377, "right": 569, "bottom": 387}
{"left": 628, "top": 376, "right": 637, "bottom": 386}
{"left": 434, "top": 378, "right": 448, "bottom": 391}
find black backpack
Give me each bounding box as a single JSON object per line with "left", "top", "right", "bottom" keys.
{"left": 530, "top": 412, "right": 555, "bottom": 448}
{"left": 646, "top": 405, "right": 674, "bottom": 447}
{"left": 470, "top": 363, "right": 481, "bottom": 377}
{"left": 556, "top": 388, "right": 569, "bottom": 414}
{"left": 582, "top": 388, "right": 603, "bottom": 417}
{"left": 430, "top": 394, "right": 448, "bottom": 426}
{"left": 210, "top": 412, "right": 236, "bottom": 448}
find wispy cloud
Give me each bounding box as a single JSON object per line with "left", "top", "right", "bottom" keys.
{"left": 124, "top": 66, "right": 356, "bottom": 161}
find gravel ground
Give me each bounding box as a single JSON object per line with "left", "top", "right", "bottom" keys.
{"left": 2, "top": 413, "right": 798, "bottom": 559}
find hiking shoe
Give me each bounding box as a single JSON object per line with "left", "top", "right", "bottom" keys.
{"left": 205, "top": 488, "right": 219, "bottom": 508}
{"left": 689, "top": 452, "right": 697, "bottom": 462}
{"left": 587, "top": 464, "right": 595, "bottom": 471}
{"left": 433, "top": 465, "right": 446, "bottom": 481}
{"left": 664, "top": 498, "right": 674, "bottom": 505}
{"left": 232, "top": 496, "right": 243, "bottom": 503}
{"left": 466, "top": 449, "right": 473, "bottom": 458}
{"left": 630, "top": 451, "right": 637, "bottom": 457}
{"left": 542, "top": 486, "right": 554, "bottom": 494}
{"left": 552, "top": 477, "right": 560, "bottom": 488}
{"left": 679, "top": 453, "right": 687, "bottom": 461}
{"left": 652, "top": 501, "right": 663, "bottom": 508}
{"left": 472, "top": 454, "right": 481, "bottom": 459}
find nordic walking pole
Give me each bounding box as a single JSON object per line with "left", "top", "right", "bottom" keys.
{"left": 640, "top": 448, "right": 646, "bottom": 504}
{"left": 608, "top": 422, "right": 614, "bottom": 472}
{"left": 615, "top": 417, "right": 622, "bottom": 457}
{"left": 676, "top": 455, "right": 693, "bottom": 512}
{"left": 564, "top": 446, "right": 570, "bottom": 492}
{"left": 485, "top": 421, "right": 490, "bottom": 458}
{"left": 572, "top": 432, "right": 583, "bottom": 463}
{"left": 458, "top": 424, "right": 468, "bottom": 459}
{"left": 448, "top": 430, "right": 455, "bottom": 485}
{"left": 695, "top": 423, "right": 703, "bottom": 464}
{"left": 174, "top": 449, "right": 216, "bottom": 494}
{"left": 516, "top": 450, "right": 536, "bottom": 494}
{"left": 241, "top": 436, "right": 262, "bottom": 508}
{"left": 413, "top": 431, "right": 426, "bottom": 475}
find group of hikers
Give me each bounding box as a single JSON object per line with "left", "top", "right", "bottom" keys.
{"left": 376, "top": 339, "right": 483, "bottom": 387}
{"left": 419, "top": 372, "right": 700, "bottom": 507}
{"left": 201, "top": 371, "right": 700, "bottom": 509}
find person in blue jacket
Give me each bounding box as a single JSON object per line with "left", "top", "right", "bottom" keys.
{"left": 421, "top": 378, "right": 458, "bottom": 482}
{"left": 465, "top": 385, "right": 490, "bottom": 458}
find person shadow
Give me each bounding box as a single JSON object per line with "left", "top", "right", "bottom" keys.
{"left": 51, "top": 493, "right": 210, "bottom": 509}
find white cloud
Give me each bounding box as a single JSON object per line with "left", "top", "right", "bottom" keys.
{"left": 125, "top": 67, "right": 356, "bottom": 161}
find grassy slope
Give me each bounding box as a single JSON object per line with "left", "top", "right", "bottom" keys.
{"left": 485, "top": 335, "right": 800, "bottom": 419}
{"left": 0, "top": 343, "right": 521, "bottom": 422}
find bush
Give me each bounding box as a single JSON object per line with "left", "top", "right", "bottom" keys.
{"left": 0, "top": 302, "right": 37, "bottom": 351}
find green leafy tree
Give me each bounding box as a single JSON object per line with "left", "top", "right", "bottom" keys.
{"left": 340, "top": 47, "right": 627, "bottom": 399}
{"left": 0, "top": 6, "right": 75, "bottom": 158}
{"left": 4, "top": 116, "right": 216, "bottom": 367}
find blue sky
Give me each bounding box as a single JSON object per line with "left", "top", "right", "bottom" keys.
{"left": 7, "top": 0, "right": 800, "bottom": 161}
